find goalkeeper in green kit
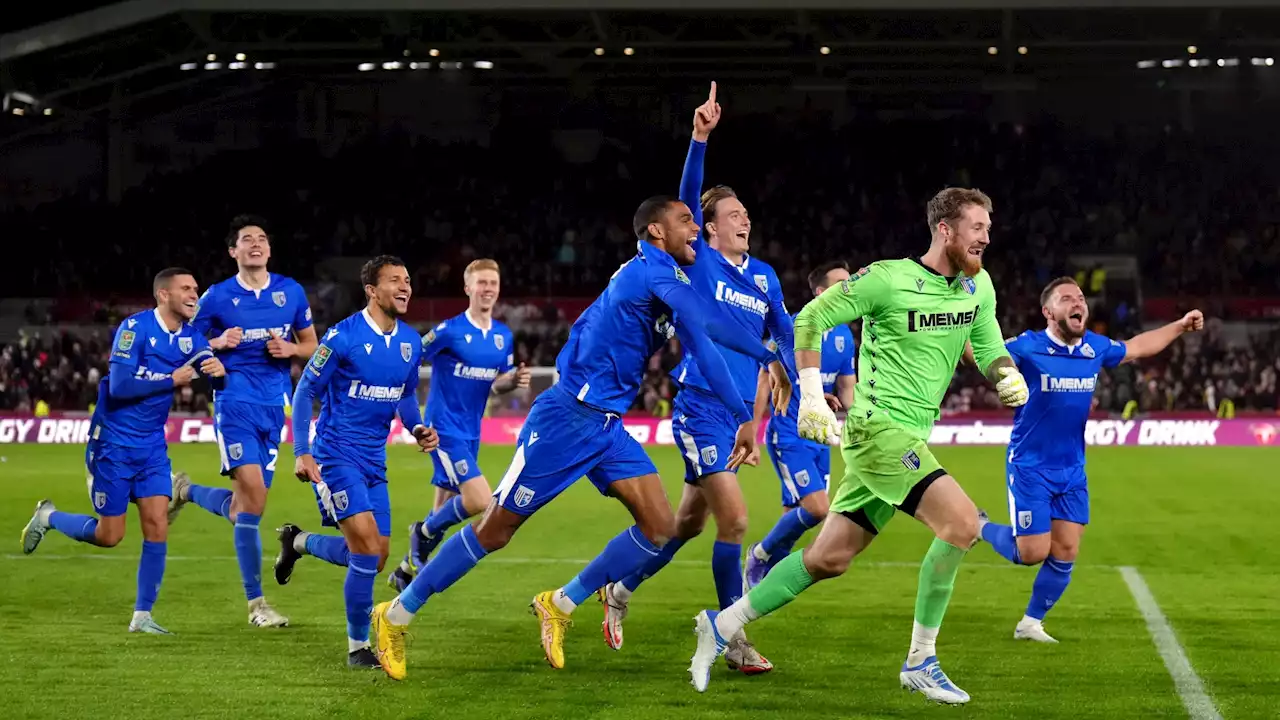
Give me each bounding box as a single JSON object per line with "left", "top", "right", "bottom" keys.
{"left": 687, "top": 187, "right": 1029, "bottom": 704}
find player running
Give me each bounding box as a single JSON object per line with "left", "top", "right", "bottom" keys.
{"left": 598, "top": 82, "right": 793, "bottom": 674}
{"left": 20, "top": 268, "right": 225, "bottom": 634}
{"left": 972, "top": 277, "right": 1203, "bottom": 642}
{"left": 688, "top": 187, "right": 1030, "bottom": 705}
{"left": 744, "top": 261, "right": 857, "bottom": 588}
{"left": 271, "top": 256, "right": 438, "bottom": 669}
{"left": 169, "top": 215, "right": 317, "bottom": 628}
{"left": 387, "top": 258, "right": 531, "bottom": 592}
{"left": 368, "top": 195, "right": 790, "bottom": 681}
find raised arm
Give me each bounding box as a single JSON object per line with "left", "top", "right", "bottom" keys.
{"left": 1121, "top": 310, "right": 1203, "bottom": 364}
{"left": 680, "top": 81, "right": 720, "bottom": 228}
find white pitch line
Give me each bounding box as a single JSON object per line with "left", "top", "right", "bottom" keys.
{"left": 1119, "top": 566, "right": 1224, "bottom": 720}
{"left": 0, "top": 553, "right": 1102, "bottom": 570}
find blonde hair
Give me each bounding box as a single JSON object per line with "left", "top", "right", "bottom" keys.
{"left": 700, "top": 185, "right": 738, "bottom": 225}
{"left": 464, "top": 258, "right": 500, "bottom": 281}
{"left": 926, "top": 187, "right": 993, "bottom": 232}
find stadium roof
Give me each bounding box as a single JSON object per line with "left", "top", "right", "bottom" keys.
{"left": 2, "top": 0, "right": 1279, "bottom": 127}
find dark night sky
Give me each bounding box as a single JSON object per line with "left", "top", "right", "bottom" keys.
{"left": 0, "top": 1, "right": 117, "bottom": 34}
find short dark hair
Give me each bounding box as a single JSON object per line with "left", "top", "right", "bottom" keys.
{"left": 926, "top": 187, "right": 993, "bottom": 232}
{"left": 808, "top": 260, "right": 851, "bottom": 294}
{"left": 360, "top": 255, "right": 407, "bottom": 288}
{"left": 153, "top": 267, "right": 194, "bottom": 293}
{"left": 226, "top": 214, "right": 270, "bottom": 247}
{"left": 633, "top": 195, "right": 681, "bottom": 241}
{"left": 1040, "top": 276, "right": 1080, "bottom": 307}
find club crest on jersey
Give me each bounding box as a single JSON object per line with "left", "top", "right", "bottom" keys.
{"left": 835, "top": 335, "right": 846, "bottom": 352}
{"left": 272, "top": 291, "right": 287, "bottom": 307}
{"left": 754, "top": 274, "right": 769, "bottom": 293}
{"left": 179, "top": 337, "right": 193, "bottom": 354}
{"left": 333, "top": 490, "right": 349, "bottom": 513}
{"left": 961, "top": 277, "right": 977, "bottom": 295}
{"left": 1081, "top": 343, "right": 1096, "bottom": 359}
{"left": 495, "top": 334, "right": 505, "bottom": 350}
{"left": 675, "top": 267, "right": 691, "bottom": 285}
{"left": 228, "top": 443, "right": 244, "bottom": 461}
{"left": 1018, "top": 510, "right": 1033, "bottom": 530}
{"left": 93, "top": 491, "right": 106, "bottom": 510}
{"left": 901, "top": 450, "right": 921, "bottom": 471}
{"left": 117, "top": 330, "right": 136, "bottom": 351}
{"left": 401, "top": 342, "right": 413, "bottom": 362}
{"left": 701, "top": 446, "right": 718, "bottom": 467}
{"left": 454, "top": 459, "right": 469, "bottom": 477}
{"left": 512, "top": 485, "right": 535, "bottom": 508}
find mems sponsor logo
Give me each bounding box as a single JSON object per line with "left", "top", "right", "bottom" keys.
{"left": 346, "top": 381, "right": 406, "bottom": 401}
{"left": 453, "top": 363, "right": 500, "bottom": 381}
{"left": 1041, "top": 375, "right": 1097, "bottom": 392}
{"left": 134, "top": 366, "right": 171, "bottom": 382}
{"left": 714, "top": 281, "right": 768, "bottom": 317}
{"left": 242, "top": 324, "right": 294, "bottom": 343}
{"left": 907, "top": 305, "right": 979, "bottom": 332}
{"left": 821, "top": 372, "right": 838, "bottom": 385}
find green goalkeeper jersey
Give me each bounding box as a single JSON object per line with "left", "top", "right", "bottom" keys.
{"left": 794, "top": 258, "right": 1010, "bottom": 440}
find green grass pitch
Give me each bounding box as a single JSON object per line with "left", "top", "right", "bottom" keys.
{"left": 1, "top": 443, "right": 1276, "bottom": 719}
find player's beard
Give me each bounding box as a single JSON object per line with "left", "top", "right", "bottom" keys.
{"left": 946, "top": 240, "right": 981, "bottom": 276}
{"left": 1055, "top": 315, "right": 1086, "bottom": 342}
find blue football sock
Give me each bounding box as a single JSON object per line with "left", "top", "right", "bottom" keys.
{"left": 760, "top": 507, "right": 821, "bottom": 558}
{"left": 233, "top": 513, "right": 263, "bottom": 601}
{"left": 304, "top": 533, "right": 350, "bottom": 567}
{"left": 49, "top": 511, "right": 98, "bottom": 543}
{"left": 562, "top": 526, "right": 661, "bottom": 605}
{"left": 619, "top": 537, "right": 686, "bottom": 592}
{"left": 712, "top": 541, "right": 744, "bottom": 609}
{"left": 425, "top": 495, "right": 469, "bottom": 537}
{"left": 189, "top": 484, "right": 233, "bottom": 522}
{"left": 345, "top": 553, "right": 379, "bottom": 644}
{"left": 1026, "top": 556, "right": 1074, "bottom": 621}
{"left": 399, "top": 524, "right": 487, "bottom": 613}
{"left": 135, "top": 540, "right": 167, "bottom": 612}
{"left": 981, "top": 521, "right": 1023, "bottom": 564}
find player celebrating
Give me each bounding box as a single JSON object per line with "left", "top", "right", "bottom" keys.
{"left": 270, "top": 256, "right": 437, "bottom": 669}
{"left": 368, "top": 195, "right": 790, "bottom": 681}
{"left": 974, "top": 278, "right": 1203, "bottom": 642}
{"left": 744, "top": 261, "right": 857, "bottom": 588}
{"left": 387, "top": 258, "right": 531, "bottom": 592}
{"left": 688, "top": 187, "right": 1029, "bottom": 705}
{"left": 169, "top": 215, "right": 317, "bottom": 628}
{"left": 598, "top": 83, "right": 793, "bottom": 673}
{"left": 20, "top": 268, "right": 225, "bottom": 634}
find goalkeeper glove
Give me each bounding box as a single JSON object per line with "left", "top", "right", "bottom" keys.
{"left": 995, "top": 366, "right": 1029, "bottom": 407}
{"left": 796, "top": 367, "right": 840, "bottom": 445}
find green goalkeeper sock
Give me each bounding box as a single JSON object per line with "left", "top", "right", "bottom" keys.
{"left": 747, "top": 550, "right": 815, "bottom": 616}
{"left": 909, "top": 537, "right": 967, "bottom": 665}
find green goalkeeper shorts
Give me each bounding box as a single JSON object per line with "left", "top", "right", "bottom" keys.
{"left": 831, "top": 414, "right": 944, "bottom": 533}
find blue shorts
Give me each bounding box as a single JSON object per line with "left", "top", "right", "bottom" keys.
{"left": 215, "top": 400, "right": 286, "bottom": 488}
{"left": 85, "top": 439, "right": 172, "bottom": 518}
{"left": 314, "top": 458, "right": 391, "bottom": 537}
{"left": 493, "top": 386, "right": 656, "bottom": 516}
{"left": 1006, "top": 462, "right": 1089, "bottom": 536}
{"left": 766, "top": 424, "right": 830, "bottom": 507}
{"left": 431, "top": 435, "right": 485, "bottom": 490}
{"left": 672, "top": 388, "right": 751, "bottom": 484}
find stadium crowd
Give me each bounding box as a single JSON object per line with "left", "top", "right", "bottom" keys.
{"left": 2, "top": 110, "right": 1278, "bottom": 414}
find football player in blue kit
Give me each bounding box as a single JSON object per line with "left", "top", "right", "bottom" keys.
{"left": 271, "top": 255, "right": 438, "bottom": 669}
{"left": 388, "top": 258, "right": 531, "bottom": 592}
{"left": 170, "top": 215, "right": 318, "bottom": 628}
{"left": 368, "top": 195, "right": 790, "bottom": 681}
{"left": 21, "top": 268, "right": 225, "bottom": 635}
{"left": 744, "top": 261, "right": 857, "bottom": 588}
{"left": 598, "top": 83, "right": 794, "bottom": 674}
{"left": 974, "top": 277, "right": 1202, "bottom": 642}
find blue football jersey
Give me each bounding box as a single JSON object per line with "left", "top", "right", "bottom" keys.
{"left": 422, "top": 312, "right": 515, "bottom": 440}
{"left": 670, "top": 140, "right": 793, "bottom": 404}
{"left": 558, "top": 240, "right": 727, "bottom": 416}
{"left": 94, "top": 309, "right": 213, "bottom": 444}
{"left": 770, "top": 318, "right": 857, "bottom": 443}
{"left": 303, "top": 310, "right": 424, "bottom": 471}
{"left": 1006, "top": 329, "right": 1127, "bottom": 468}
{"left": 192, "top": 273, "right": 313, "bottom": 406}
